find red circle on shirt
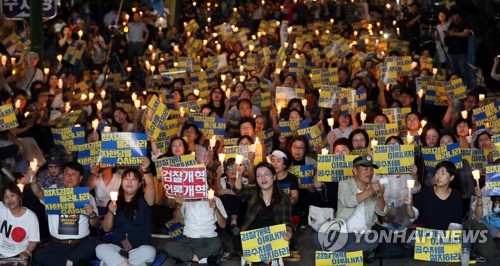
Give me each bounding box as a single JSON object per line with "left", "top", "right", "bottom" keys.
{"left": 11, "top": 227, "right": 26, "bottom": 242}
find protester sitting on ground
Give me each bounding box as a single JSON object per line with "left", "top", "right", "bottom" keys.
{"left": 233, "top": 162, "right": 292, "bottom": 266}
{"left": 0, "top": 182, "right": 40, "bottom": 264}
{"left": 165, "top": 186, "right": 228, "bottom": 264}
{"left": 30, "top": 162, "right": 100, "bottom": 266}
{"left": 334, "top": 155, "right": 387, "bottom": 252}
{"left": 95, "top": 157, "right": 156, "bottom": 266}
{"left": 406, "top": 161, "right": 463, "bottom": 230}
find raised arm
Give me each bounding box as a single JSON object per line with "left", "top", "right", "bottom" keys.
{"left": 141, "top": 157, "right": 155, "bottom": 206}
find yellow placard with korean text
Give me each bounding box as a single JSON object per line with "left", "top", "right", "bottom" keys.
{"left": 363, "top": 123, "right": 399, "bottom": 144}
{"left": 315, "top": 251, "right": 363, "bottom": 266}
{"left": 241, "top": 224, "right": 290, "bottom": 263}
{"left": 317, "top": 154, "right": 358, "bottom": 182}
{"left": 0, "top": 104, "right": 18, "bottom": 131}
{"left": 414, "top": 228, "right": 461, "bottom": 262}
{"left": 374, "top": 145, "right": 414, "bottom": 174}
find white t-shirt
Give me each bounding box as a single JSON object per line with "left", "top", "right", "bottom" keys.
{"left": 0, "top": 202, "right": 40, "bottom": 258}
{"left": 94, "top": 173, "right": 122, "bottom": 208}
{"left": 345, "top": 188, "right": 368, "bottom": 232}
{"left": 182, "top": 198, "right": 227, "bottom": 238}
{"left": 45, "top": 194, "right": 98, "bottom": 240}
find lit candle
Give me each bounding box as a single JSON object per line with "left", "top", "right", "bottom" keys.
{"left": 255, "top": 137, "right": 260, "bottom": 147}
{"left": 418, "top": 128, "right": 423, "bottom": 135}
{"left": 134, "top": 100, "right": 141, "bottom": 108}
{"left": 420, "top": 120, "right": 427, "bottom": 128}
{"left": 101, "top": 90, "right": 106, "bottom": 99}
{"left": 239, "top": 75, "right": 245, "bottom": 82}
{"left": 131, "top": 93, "right": 137, "bottom": 102}
{"left": 57, "top": 54, "right": 62, "bottom": 63}
{"left": 78, "top": 30, "right": 83, "bottom": 40}
{"left": 250, "top": 144, "right": 256, "bottom": 153}
{"left": 472, "top": 169, "right": 481, "bottom": 188}
{"left": 15, "top": 99, "right": 21, "bottom": 109}
{"left": 17, "top": 184, "right": 24, "bottom": 193}
{"left": 180, "top": 107, "right": 185, "bottom": 118}
{"left": 92, "top": 119, "right": 99, "bottom": 131}
{"left": 207, "top": 188, "right": 215, "bottom": 200}
{"left": 330, "top": 18, "right": 334, "bottom": 24}
{"left": 103, "top": 126, "right": 111, "bottom": 132}
{"left": 321, "top": 148, "right": 329, "bottom": 155}
{"left": 218, "top": 153, "right": 225, "bottom": 167}
{"left": 360, "top": 111, "right": 367, "bottom": 124}
{"left": 469, "top": 129, "right": 472, "bottom": 136}
{"left": 126, "top": 66, "right": 132, "bottom": 73}
{"left": 417, "top": 89, "right": 423, "bottom": 99}
{"left": 479, "top": 94, "right": 485, "bottom": 101}
{"left": 126, "top": 81, "right": 132, "bottom": 89}
{"left": 235, "top": 154, "right": 243, "bottom": 165}
{"left": 141, "top": 105, "right": 147, "bottom": 109}
{"left": 110, "top": 191, "right": 118, "bottom": 215}
{"left": 407, "top": 179, "right": 415, "bottom": 202}
{"left": 11, "top": 57, "right": 16, "bottom": 65}
{"left": 97, "top": 101, "right": 102, "bottom": 111}
{"left": 89, "top": 92, "right": 94, "bottom": 100}
{"left": 81, "top": 94, "right": 87, "bottom": 101}
{"left": 225, "top": 89, "right": 231, "bottom": 99}
{"left": 65, "top": 102, "right": 71, "bottom": 113}
{"left": 461, "top": 110, "right": 467, "bottom": 119}
{"left": 209, "top": 136, "right": 217, "bottom": 149}
{"left": 406, "top": 131, "right": 414, "bottom": 145}
{"left": 29, "top": 158, "right": 38, "bottom": 172}
{"left": 327, "top": 118, "right": 334, "bottom": 130}
{"left": 173, "top": 62, "right": 179, "bottom": 68}
{"left": 302, "top": 99, "right": 307, "bottom": 109}
{"left": 432, "top": 68, "right": 438, "bottom": 76}
{"left": 221, "top": 74, "right": 226, "bottom": 82}
{"left": 1, "top": 55, "right": 6, "bottom": 66}
{"left": 194, "top": 89, "right": 200, "bottom": 97}
{"left": 24, "top": 111, "right": 29, "bottom": 118}
{"left": 371, "top": 139, "right": 378, "bottom": 149}
{"left": 44, "top": 67, "right": 50, "bottom": 75}
{"left": 410, "top": 62, "right": 418, "bottom": 69}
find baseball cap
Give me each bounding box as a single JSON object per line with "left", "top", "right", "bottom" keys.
{"left": 353, "top": 155, "right": 379, "bottom": 169}
{"left": 47, "top": 152, "right": 64, "bottom": 165}
{"left": 270, "top": 150, "right": 287, "bottom": 160}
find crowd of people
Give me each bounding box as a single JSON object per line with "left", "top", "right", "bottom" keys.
{"left": 0, "top": 0, "right": 500, "bottom": 265}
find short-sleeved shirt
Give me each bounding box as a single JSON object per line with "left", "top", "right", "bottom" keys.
{"left": 45, "top": 194, "right": 98, "bottom": 239}
{"left": 0, "top": 202, "right": 40, "bottom": 258}
{"left": 277, "top": 173, "right": 299, "bottom": 198}
{"left": 182, "top": 198, "right": 228, "bottom": 238}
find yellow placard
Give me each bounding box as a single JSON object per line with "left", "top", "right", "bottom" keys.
{"left": 241, "top": 224, "right": 290, "bottom": 263}
{"left": 0, "top": 104, "right": 18, "bottom": 131}
{"left": 363, "top": 123, "right": 399, "bottom": 144}
{"left": 315, "top": 251, "right": 363, "bottom": 266}
{"left": 374, "top": 145, "right": 414, "bottom": 174}
{"left": 317, "top": 155, "right": 358, "bottom": 182}
{"left": 414, "top": 228, "right": 462, "bottom": 262}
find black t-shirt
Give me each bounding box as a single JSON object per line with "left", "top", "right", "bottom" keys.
{"left": 278, "top": 172, "right": 299, "bottom": 198}
{"left": 414, "top": 187, "right": 462, "bottom": 230}
{"left": 447, "top": 20, "right": 469, "bottom": 54}
{"left": 249, "top": 202, "right": 274, "bottom": 230}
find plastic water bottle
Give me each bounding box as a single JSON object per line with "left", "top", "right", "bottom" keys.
{"left": 461, "top": 248, "right": 470, "bottom": 266}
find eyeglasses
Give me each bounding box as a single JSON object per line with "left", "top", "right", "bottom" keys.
{"left": 226, "top": 164, "right": 235, "bottom": 170}
{"left": 292, "top": 145, "right": 305, "bottom": 151}
{"left": 256, "top": 173, "right": 273, "bottom": 179}
{"left": 352, "top": 138, "right": 365, "bottom": 143}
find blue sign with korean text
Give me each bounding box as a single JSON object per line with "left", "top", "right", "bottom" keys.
{"left": 2, "top": 0, "right": 57, "bottom": 19}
